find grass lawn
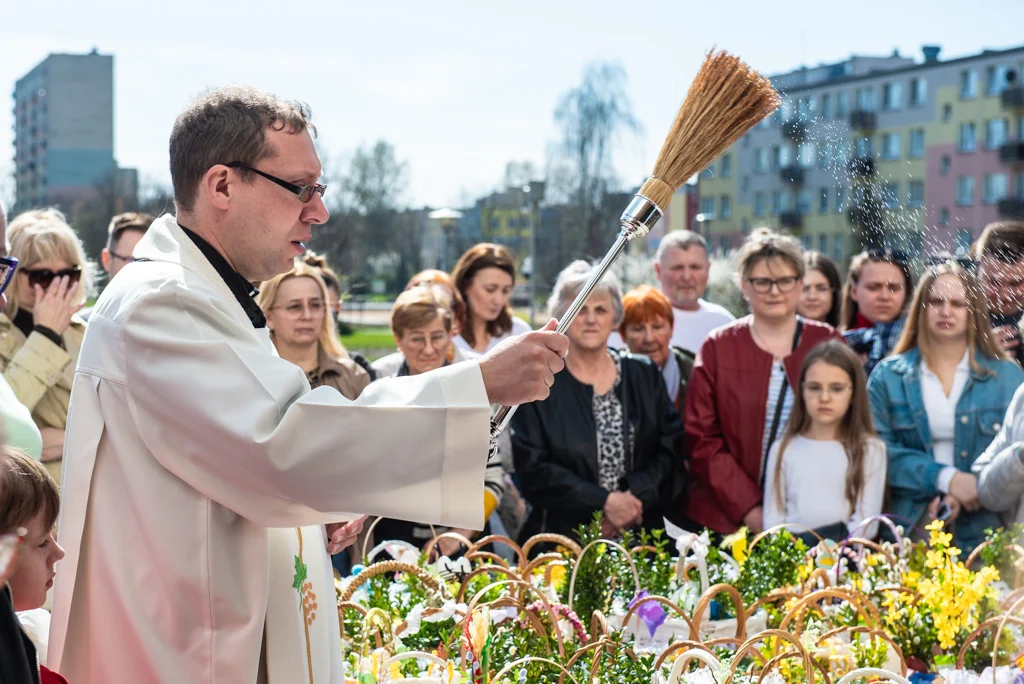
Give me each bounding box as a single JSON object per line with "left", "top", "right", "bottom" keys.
{"left": 340, "top": 326, "right": 397, "bottom": 361}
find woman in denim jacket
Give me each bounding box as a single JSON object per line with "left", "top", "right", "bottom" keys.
{"left": 868, "top": 263, "right": 1024, "bottom": 552}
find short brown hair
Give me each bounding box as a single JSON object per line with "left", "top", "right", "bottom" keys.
{"left": 0, "top": 446, "right": 60, "bottom": 535}
{"left": 451, "top": 243, "right": 517, "bottom": 348}
{"left": 391, "top": 286, "right": 453, "bottom": 339}
{"left": 619, "top": 284, "right": 674, "bottom": 337}
{"left": 975, "top": 220, "right": 1024, "bottom": 263}
{"left": 107, "top": 212, "right": 155, "bottom": 250}
{"left": 169, "top": 86, "right": 316, "bottom": 212}
{"left": 735, "top": 228, "right": 805, "bottom": 281}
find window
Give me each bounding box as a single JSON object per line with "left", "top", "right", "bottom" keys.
{"left": 702, "top": 164, "right": 715, "bottom": 179}
{"left": 801, "top": 235, "right": 812, "bottom": 251}
{"left": 754, "top": 192, "right": 767, "bottom": 217}
{"left": 943, "top": 103, "right": 953, "bottom": 122}
{"left": 910, "top": 77, "right": 927, "bottom": 107}
{"left": 881, "top": 133, "right": 901, "bottom": 159}
{"left": 856, "top": 87, "right": 875, "bottom": 111}
{"left": 987, "top": 65, "right": 1011, "bottom": 95}
{"left": 908, "top": 181, "right": 924, "bottom": 208}
{"left": 908, "top": 129, "right": 925, "bottom": 158}
{"left": 771, "top": 146, "right": 782, "bottom": 171}
{"left": 797, "top": 96, "right": 814, "bottom": 120}
{"left": 835, "top": 187, "right": 845, "bottom": 213}
{"left": 983, "top": 173, "right": 1008, "bottom": 204}
{"left": 796, "top": 189, "right": 812, "bottom": 215}
{"left": 821, "top": 93, "right": 832, "bottom": 119}
{"left": 818, "top": 234, "right": 829, "bottom": 254}
{"left": 882, "top": 181, "right": 900, "bottom": 209}
{"left": 986, "top": 119, "right": 1008, "bottom": 149}
{"left": 819, "top": 187, "right": 829, "bottom": 213}
{"left": 720, "top": 195, "right": 732, "bottom": 219}
{"left": 781, "top": 190, "right": 793, "bottom": 212}
{"left": 779, "top": 144, "right": 794, "bottom": 168}
{"left": 741, "top": 176, "right": 750, "bottom": 192}
{"left": 961, "top": 69, "right": 979, "bottom": 99}
{"left": 798, "top": 142, "right": 815, "bottom": 168}
{"left": 959, "top": 122, "right": 977, "bottom": 152}
{"left": 882, "top": 82, "right": 902, "bottom": 110}
{"left": 940, "top": 207, "right": 950, "bottom": 225}
{"left": 956, "top": 229, "right": 974, "bottom": 256}
{"left": 836, "top": 92, "right": 848, "bottom": 117}
{"left": 780, "top": 100, "right": 794, "bottom": 122}
{"left": 957, "top": 176, "right": 975, "bottom": 206}
{"left": 940, "top": 155, "right": 951, "bottom": 174}
{"left": 834, "top": 235, "right": 845, "bottom": 261}
{"left": 771, "top": 191, "right": 783, "bottom": 215}
{"left": 855, "top": 136, "right": 874, "bottom": 157}
{"left": 700, "top": 196, "right": 715, "bottom": 217}
{"left": 721, "top": 154, "right": 732, "bottom": 178}
{"left": 755, "top": 148, "right": 768, "bottom": 173}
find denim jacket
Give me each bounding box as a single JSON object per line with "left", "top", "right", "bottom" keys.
{"left": 867, "top": 347, "right": 1024, "bottom": 552}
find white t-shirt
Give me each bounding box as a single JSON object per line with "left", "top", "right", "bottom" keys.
{"left": 920, "top": 350, "right": 971, "bottom": 494}
{"left": 670, "top": 300, "right": 735, "bottom": 354}
{"left": 763, "top": 435, "right": 887, "bottom": 538}
{"left": 453, "top": 316, "right": 533, "bottom": 357}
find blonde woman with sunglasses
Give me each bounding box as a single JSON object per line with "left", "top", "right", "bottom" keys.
{"left": 0, "top": 209, "right": 93, "bottom": 481}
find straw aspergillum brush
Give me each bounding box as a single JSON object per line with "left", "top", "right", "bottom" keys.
{"left": 491, "top": 49, "right": 781, "bottom": 434}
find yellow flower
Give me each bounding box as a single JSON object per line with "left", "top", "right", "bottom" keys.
{"left": 546, "top": 563, "right": 567, "bottom": 590}
{"left": 722, "top": 526, "right": 749, "bottom": 565}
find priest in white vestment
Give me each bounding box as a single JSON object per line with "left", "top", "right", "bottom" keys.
{"left": 48, "top": 87, "right": 567, "bottom": 684}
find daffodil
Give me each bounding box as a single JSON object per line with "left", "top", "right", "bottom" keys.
{"left": 721, "top": 526, "right": 749, "bottom": 565}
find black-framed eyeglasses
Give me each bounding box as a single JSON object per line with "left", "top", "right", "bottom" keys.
{"left": 20, "top": 266, "right": 82, "bottom": 290}
{"left": 0, "top": 256, "right": 18, "bottom": 298}
{"left": 109, "top": 250, "right": 135, "bottom": 263}
{"left": 226, "top": 162, "right": 326, "bottom": 203}
{"left": 746, "top": 276, "right": 800, "bottom": 294}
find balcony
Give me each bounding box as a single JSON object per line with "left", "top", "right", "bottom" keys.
{"left": 1002, "top": 86, "right": 1024, "bottom": 108}
{"left": 850, "top": 110, "right": 878, "bottom": 131}
{"left": 1000, "top": 142, "right": 1024, "bottom": 165}
{"left": 779, "top": 211, "right": 803, "bottom": 230}
{"left": 847, "top": 156, "right": 876, "bottom": 177}
{"left": 999, "top": 197, "right": 1024, "bottom": 219}
{"left": 782, "top": 119, "right": 808, "bottom": 141}
{"left": 847, "top": 204, "right": 882, "bottom": 231}
{"left": 779, "top": 165, "right": 805, "bottom": 185}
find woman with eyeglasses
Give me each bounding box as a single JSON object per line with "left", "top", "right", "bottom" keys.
{"left": 0, "top": 210, "right": 92, "bottom": 482}
{"left": 841, "top": 250, "right": 914, "bottom": 377}
{"left": 868, "top": 263, "right": 1022, "bottom": 553}
{"left": 685, "top": 229, "right": 843, "bottom": 537}
{"left": 257, "top": 260, "right": 370, "bottom": 400}
{"left": 798, "top": 251, "right": 842, "bottom": 328}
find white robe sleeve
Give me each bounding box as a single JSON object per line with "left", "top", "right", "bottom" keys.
{"left": 121, "top": 279, "right": 491, "bottom": 529}
{"left": 761, "top": 441, "right": 784, "bottom": 530}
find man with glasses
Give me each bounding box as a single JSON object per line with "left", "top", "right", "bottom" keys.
{"left": 81, "top": 212, "right": 154, "bottom": 322}
{"left": 975, "top": 220, "right": 1024, "bottom": 365}
{"left": 50, "top": 86, "right": 568, "bottom": 683}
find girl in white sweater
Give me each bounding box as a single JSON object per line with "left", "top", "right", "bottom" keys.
{"left": 764, "top": 340, "right": 887, "bottom": 540}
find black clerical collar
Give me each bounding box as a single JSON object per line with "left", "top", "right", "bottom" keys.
{"left": 179, "top": 224, "right": 266, "bottom": 329}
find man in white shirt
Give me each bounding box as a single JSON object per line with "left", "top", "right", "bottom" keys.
{"left": 49, "top": 86, "right": 568, "bottom": 683}
{"left": 654, "top": 230, "right": 735, "bottom": 354}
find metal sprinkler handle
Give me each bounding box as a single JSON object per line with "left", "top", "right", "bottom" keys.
{"left": 490, "top": 193, "right": 664, "bottom": 436}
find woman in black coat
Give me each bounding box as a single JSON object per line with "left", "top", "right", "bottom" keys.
{"left": 511, "top": 262, "right": 685, "bottom": 546}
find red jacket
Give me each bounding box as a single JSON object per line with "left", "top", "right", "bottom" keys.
{"left": 683, "top": 317, "right": 843, "bottom": 534}
{"left": 42, "top": 666, "right": 70, "bottom": 684}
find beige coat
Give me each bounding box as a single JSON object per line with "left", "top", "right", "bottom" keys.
{"left": 49, "top": 215, "right": 492, "bottom": 683}
{"left": 0, "top": 311, "right": 86, "bottom": 478}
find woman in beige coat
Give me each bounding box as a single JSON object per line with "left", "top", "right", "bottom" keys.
{"left": 258, "top": 260, "right": 370, "bottom": 400}
{"left": 0, "top": 209, "right": 91, "bottom": 480}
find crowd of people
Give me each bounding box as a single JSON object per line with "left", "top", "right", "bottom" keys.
{"left": 2, "top": 88, "right": 1024, "bottom": 680}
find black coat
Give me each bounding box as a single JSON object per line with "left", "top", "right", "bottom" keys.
{"left": 511, "top": 350, "right": 685, "bottom": 544}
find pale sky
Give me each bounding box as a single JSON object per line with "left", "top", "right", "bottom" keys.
{"left": 2, "top": 0, "right": 1023, "bottom": 208}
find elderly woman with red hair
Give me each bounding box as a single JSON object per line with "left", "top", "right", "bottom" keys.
{"left": 619, "top": 285, "right": 696, "bottom": 414}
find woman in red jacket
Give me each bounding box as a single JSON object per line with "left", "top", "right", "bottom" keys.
{"left": 684, "top": 228, "right": 843, "bottom": 536}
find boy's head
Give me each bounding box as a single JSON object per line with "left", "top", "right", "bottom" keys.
{"left": 0, "top": 447, "right": 63, "bottom": 611}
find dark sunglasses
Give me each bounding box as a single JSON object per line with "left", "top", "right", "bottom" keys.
{"left": 21, "top": 266, "right": 82, "bottom": 290}
{"left": 226, "top": 162, "right": 326, "bottom": 203}
{"left": 0, "top": 257, "right": 18, "bottom": 298}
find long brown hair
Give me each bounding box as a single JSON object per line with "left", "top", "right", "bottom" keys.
{"left": 891, "top": 262, "right": 1005, "bottom": 373}
{"left": 840, "top": 250, "right": 913, "bottom": 331}
{"left": 772, "top": 341, "right": 875, "bottom": 517}
{"left": 451, "top": 243, "right": 517, "bottom": 348}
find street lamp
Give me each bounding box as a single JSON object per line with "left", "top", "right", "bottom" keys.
{"left": 522, "top": 181, "right": 545, "bottom": 327}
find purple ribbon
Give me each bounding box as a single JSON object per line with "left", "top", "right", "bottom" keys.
{"left": 628, "top": 591, "right": 667, "bottom": 638}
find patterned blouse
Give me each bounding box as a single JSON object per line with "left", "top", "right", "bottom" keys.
{"left": 594, "top": 353, "right": 627, "bottom": 492}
